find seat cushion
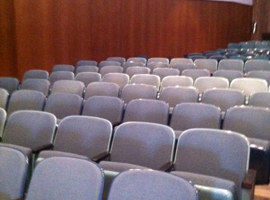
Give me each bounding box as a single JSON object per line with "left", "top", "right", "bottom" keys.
{"left": 0, "top": 143, "right": 32, "bottom": 158}
{"left": 99, "top": 161, "right": 149, "bottom": 172}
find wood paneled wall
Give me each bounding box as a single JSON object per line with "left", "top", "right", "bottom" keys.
{"left": 0, "top": 0, "right": 252, "bottom": 80}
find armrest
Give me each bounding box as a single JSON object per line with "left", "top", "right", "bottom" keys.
{"left": 158, "top": 162, "right": 174, "bottom": 172}
{"left": 242, "top": 169, "right": 256, "bottom": 189}
{"left": 91, "top": 152, "right": 110, "bottom": 163}
{"left": 32, "top": 144, "right": 54, "bottom": 154}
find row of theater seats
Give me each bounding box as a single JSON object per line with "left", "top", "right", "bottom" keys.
{"left": 0, "top": 110, "right": 255, "bottom": 200}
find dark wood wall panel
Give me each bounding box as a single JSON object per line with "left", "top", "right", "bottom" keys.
{"left": 1, "top": 0, "right": 252, "bottom": 80}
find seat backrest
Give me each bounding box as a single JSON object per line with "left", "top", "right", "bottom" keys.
{"left": 194, "top": 77, "right": 229, "bottom": 94}
{"left": 174, "top": 128, "right": 249, "bottom": 200}
{"left": 7, "top": 90, "right": 46, "bottom": 116}
{"left": 54, "top": 116, "right": 112, "bottom": 159}
{"left": 194, "top": 59, "right": 218, "bottom": 74}
{"left": 170, "top": 103, "right": 221, "bottom": 131}
{"left": 75, "top": 72, "right": 101, "bottom": 86}
{"left": 51, "top": 80, "right": 85, "bottom": 96}
{"left": 130, "top": 74, "right": 160, "bottom": 89}
{"left": 0, "top": 146, "right": 29, "bottom": 199}
{"left": 3, "top": 110, "right": 57, "bottom": 150}
{"left": 182, "top": 69, "right": 210, "bottom": 81}
{"left": 161, "top": 75, "right": 193, "bottom": 89}
{"left": 218, "top": 59, "right": 244, "bottom": 71}
{"left": 147, "top": 57, "right": 169, "bottom": 64}
{"left": 0, "top": 88, "right": 9, "bottom": 109}
{"left": 159, "top": 86, "right": 199, "bottom": 108}
{"left": 26, "top": 157, "right": 104, "bottom": 200}
{"left": 44, "top": 93, "right": 83, "bottom": 121}
{"left": 123, "top": 99, "right": 169, "bottom": 125}
{"left": 121, "top": 84, "right": 157, "bottom": 104}
{"left": 23, "top": 70, "right": 49, "bottom": 80}
{"left": 230, "top": 77, "right": 268, "bottom": 96}
{"left": 99, "top": 61, "right": 121, "bottom": 68}
{"left": 152, "top": 68, "right": 180, "bottom": 80}
{"left": 51, "top": 64, "right": 75, "bottom": 72}
{"left": 223, "top": 105, "right": 270, "bottom": 141}
{"left": 125, "top": 66, "right": 150, "bottom": 77}
{"left": 75, "top": 65, "right": 99, "bottom": 75}
{"left": 127, "top": 57, "right": 147, "bottom": 65}
{"left": 0, "top": 77, "right": 19, "bottom": 94}
{"left": 82, "top": 96, "right": 124, "bottom": 125}
{"left": 110, "top": 122, "right": 175, "bottom": 169}
{"left": 84, "top": 82, "right": 120, "bottom": 100}
{"left": 100, "top": 65, "right": 124, "bottom": 76}
{"left": 249, "top": 92, "right": 270, "bottom": 108}
{"left": 245, "top": 70, "right": 270, "bottom": 85}
{"left": 75, "top": 60, "right": 98, "bottom": 67}
{"left": 49, "top": 71, "right": 74, "bottom": 85}
{"left": 0, "top": 107, "right": 7, "bottom": 138}
{"left": 102, "top": 73, "right": 129, "bottom": 90}
{"left": 201, "top": 88, "right": 245, "bottom": 112}
{"left": 170, "top": 58, "right": 193, "bottom": 66}
{"left": 20, "top": 79, "right": 50, "bottom": 96}
{"left": 213, "top": 70, "right": 243, "bottom": 83}
{"left": 244, "top": 59, "right": 270, "bottom": 72}
{"left": 107, "top": 170, "right": 198, "bottom": 200}
{"left": 147, "top": 63, "right": 169, "bottom": 73}
{"left": 106, "top": 57, "right": 126, "bottom": 65}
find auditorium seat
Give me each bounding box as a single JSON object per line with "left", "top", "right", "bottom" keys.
{"left": 170, "top": 58, "right": 196, "bottom": 73}
{"left": 76, "top": 60, "right": 98, "bottom": 67}
{"left": 160, "top": 75, "right": 193, "bottom": 89}
{"left": 0, "top": 108, "right": 6, "bottom": 139}
{"left": 99, "top": 60, "right": 121, "bottom": 68}
{"left": 6, "top": 90, "right": 46, "bottom": 116}
{"left": 99, "top": 65, "right": 123, "bottom": 76}
{"left": 102, "top": 73, "right": 129, "bottom": 90}
{"left": 0, "top": 88, "right": 9, "bottom": 109}
{"left": 0, "top": 77, "right": 19, "bottom": 94}
{"left": 82, "top": 96, "right": 124, "bottom": 126}
{"left": 126, "top": 57, "right": 147, "bottom": 65}
{"left": 194, "top": 77, "right": 229, "bottom": 94}
{"left": 106, "top": 57, "right": 126, "bottom": 65}
{"left": 245, "top": 70, "right": 270, "bottom": 85}
{"left": 75, "top": 65, "right": 99, "bottom": 75}
{"left": 130, "top": 74, "right": 160, "bottom": 89}
{"left": 244, "top": 59, "right": 270, "bottom": 72}
{"left": 20, "top": 79, "right": 50, "bottom": 96}
{"left": 49, "top": 71, "right": 74, "bottom": 85}
{"left": 171, "top": 128, "right": 254, "bottom": 200}
{"left": 218, "top": 59, "right": 244, "bottom": 71}
{"left": 51, "top": 64, "right": 75, "bottom": 73}
{"left": 107, "top": 170, "right": 198, "bottom": 200}
{"left": 248, "top": 92, "right": 270, "bottom": 108}
{"left": 75, "top": 72, "right": 101, "bottom": 86}
{"left": 209, "top": 54, "right": 227, "bottom": 61}
{"left": 152, "top": 67, "right": 180, "bottom": 80}
{"left": 147, "top": 57, "right": 170, "bottom": 65}
{"left": 0, "top": 146, "right": 29, "bottom": 200}
{"left": 125, "top": 66, "right": 150, "bottom": 77}
{"left": 194, "top": 58, "right": 218, "bottom": 74}
{"left": 84, "top": 82, "right": 120, "bottom": 100}
{"left": 147, "top": 63, "right": 169, "bottom": 73}
{"left": 181, "top": 69, "right": 210, "bottom": 81}
{"left": 123, "top": 62, "right": 145, "bottom": 71}
{"left": 25, "top": 157, "right": 104, "bottom": 200}
{"left": 37, "top": 116, "right": 112, "bottom": 162}
{"left": 50, "top": 80, "right": 85, "bottom": 97}
{"left": 213, "top": 70, "right": 244, "bottom": 83}
{"left": 170, "top": 103, "right": 221, "bottom": 137}
{"left": 23, "top": 69, "right": 49, "bottom": 80}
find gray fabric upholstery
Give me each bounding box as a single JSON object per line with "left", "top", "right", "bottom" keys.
{"left": 170, "top": 58, "right": 194, "bottom": 66}
{"left": 182, "top": 69, "right": 211, "bottom": 81}
{"left": 147, "top": 63, "right": 169, "bottom": 73}
{"left": 246, "top": 70, "right": 270, "bottom": 85}
{"left": 100, "top": 161, "right": 149, "bottom": 172}
{"left": 106, "top": 57, "right": 126, "bottom": 65}
{"left": 0, "top": 108, "right": 6, "bottom": 138}
{"left": 194, "top": 59, "right": 218, "bottom": 74}
{"left": 213, "top": 70, "right": 244, "bottom": 83}
{"left": 82, "top": 96, "right": 124, "bottom": 125}
{"left": 75, "top": 72, "right": 101, "bottom": 86}
{"left": 0, "top": 146, "right": 29, "bottom": 200}
{"left": 148, "top": 57, "right": 169, "bottom": 64}
{"left": 127, "top": 57, "right": 147, "bottom": 65}
{"left": 174, "top": 128, "right": 249, "bottom": 200}
{"left": 223, "top": 106, "right": 270, "bottom": 141}
{"left": 161, "top": 75, "right": 193, "bottom": 89}
{"left": 51, "top": 64, "right": 75, "bottom": 72}
{"left": 125, "top": 66, "right": 150, "bottom": 77}
{"left": 0, "top": 88, "right": 9, "bottom": 109}
{"left": 123, "top": 62, "right": 145, "bottom": 70}
{"left": 100, "top": 66, "right": 123, "bottom": 76}
{"left": 107, "top": 170, "right": 198, "bottom": 200}
{"left": 75, "top": 60, "right": 98, "bottom": 67}
{"left": 44, "top": 93, "right": 83, "bottom": 121}
{"left": 159, "top": 86, "right": 199, "bottom": 109}
{"left": 218, "top": 59, "right": 244, "bottom": 71}
{"left": 7, "top": 90, "right": 46, "bottom": 116}
{"left": 49, "top": 71, "right": 74, "bottom": 85}
{"left": 130, "top": 74, "right": 160, "bottom": 89}
{"left": 102, "top": 73, "right": 129, "bottom": 90}
{"left": 201, "top": 88, "right": 245, "bottom": 112}
{"left": 194, "top": 77, "right": 229, "bottom": 94}
{"left": 244, "top": 59, "right": 270, "bottom": 72}
{"left": 0, "top": 143, "right": 32, "bottom": 158}
{"left": 26, "top": 157, "right": 104, "bottom": 200}
{"left": 0, "top": 77, "right": 19, "bottom": 94}
{"left": 249, "top": 92, "right": 270, "bottom": 108}
{"left": 84, "top": 82, "right": 120, "bottom": 100}
{"left": 152, "top": 68, "right": 180, "bottom": 80}
{"left": 3, "top": 110, "right": 57, "bottom": 151}
{"left": 121, "top": 84, "right": 157, "bottom": 103}
{"left": 123, "top": 99, "right": 169, "bottom": 125}
{"left": 21, "top": 79, "right": 50, "bottom": 96}
{"left": 23, "top": 69, "right": 49, "bottom": 80}
{"left": 99, "top": 61, "right": 121, "bottom": 68}
{"left": 230, "top": 78, "right": 268, "bottom": 96}
{"left": 170, "top": 103, "right": 221, "bottom": 131}
{"left": 51, "top": 80, "right": 85, "bottom": 96}
{"left": 75, "top": 65, "right": 99, "bottom": 75}
{"left": 107, "top": 122, "right": 175, "bottom": 169}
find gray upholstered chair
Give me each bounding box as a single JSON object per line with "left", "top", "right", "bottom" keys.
{"left": 102, "top": 73, "right": 129, "bottom": 90}
{"left": 44, "top": 93, "right": 83, "bottom": 123}
{"left": 84, "top": 82, "right": 120, "bottom": 100}
{"left": 100, "top": 66, "right": 123, "bottom": 76}
{"left": 182, "top": 69, "right": 211, "bottom": 81}
{"left": 123, "top": 99, "right": 169, "bottom": 125}
{"left": 82, "top": 96, "right": 124, "bottom": 126}
{"left": 218, "top": 59, "right": 244, "bottom": 71}
{"left": 106, "top": 57, "right": 126, "bottom": 65}
{"left": 170, "top": 58, "right": 196, "bottom": 73}
{"left": 171, "top": 128, "right": 254, "bottom": 200}
{"left": 245, "top": 70, "right": 270, "bottom": 85}
{"left": 125, "top": 66, "right": 150, "bottom": 77}
{"left": 50, "top": 80, "right": 85, "bottom": 96}
{"left": 130, "top": 74, "right": 160, "bottom": 89}
{"left": 213, "top": 70, "right": 244, "bottom": 83}
{"left": 75, "top": 65, "right": 99, "bottom": 74}
{"left": 244, "top": 59, "right": 270, "bottom": 72}
{"left": 0, "top": 88, "right": 9, "bottom": 109}
{"left": 126, "top": 57, "right": 147, "bottom": 65}
{"left": 51, "top": 64, "right": 75, "bottom": 72}
{"left": 20, "top": 79, "right": 50, "bottom": 96}
{"left": 0, "top": 146, "right": 29, "bottom": 200}
{"left": 146, "top": 63, "right": 169, "bottom": 73}
{"left": 75, "top": 72, "right": 101, "bottom": 86}
{"left": 147, "top": 57, "right": 169, "bottom": 65}
{"left": 120, "top": 84, "right": 157, "bottom": 104}
{"left": 0, "top": 77, "right": 19, "bottom": 94}
{"left": 161, "top": 75, "right": 193, "bottom": 89}
{"left": 49, "top": 71, "right": 74, "bottom": 85}
{"left": 170, "top": 102, "right": 221, "bottom": 137}
{"left": 152, "top": 68, "right": 180, "bottom": 80}
{"left": 248, "top": 92, "right": 270, "bottom": 108}
{"left": 23, "top": 69, "right": 49, "bottom": 80}
{"left": 6, "top": 90, "right": 46, "bottom": 116}
{"left": 194, "top": 76, "right": 229, "bottom": 94}
{"left": 99, "top": 121, "right": 175, "bottom": 172}
{"left": 37, "top": 116, "right": 112, "bottom": 162}
{"left": 25, "top": 157, "right": 104, "bottom": 200}
{"left": 75, "top": 60, "right": 98, "bottom": 67}
{"left": 99, "top": 61, "right": 121, "bottom": 68}
{"left": 223, "top": 105, "right": 270, "bottom": 184}
{"left": 107, "top": 170, "right": 198, "bottom": 200}
{"left": 194, "top": 59, "right": 218, "bottom": 74}
{"left": 0, "top": 108, "right": 6, "bottom": 139}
